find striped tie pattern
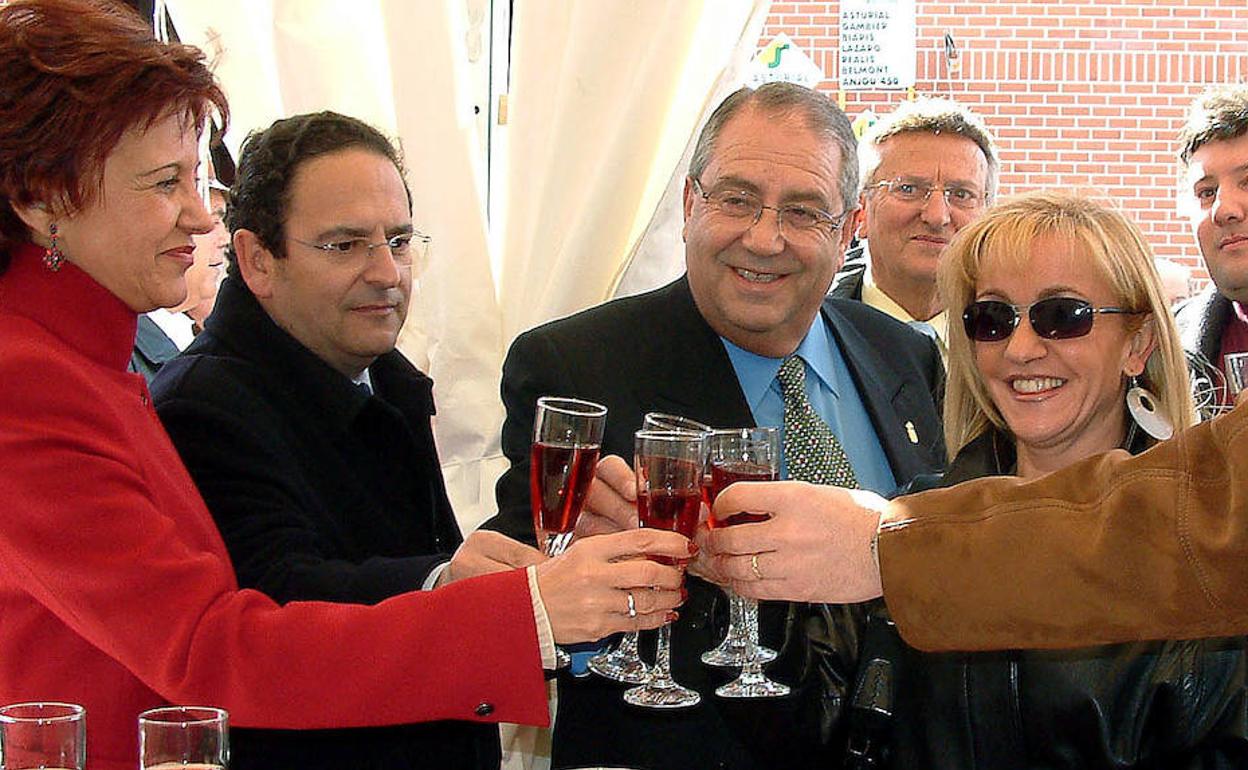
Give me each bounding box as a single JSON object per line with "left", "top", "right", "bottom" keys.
{"left": 776, "top": 355, "right": 859, "bottom": 488}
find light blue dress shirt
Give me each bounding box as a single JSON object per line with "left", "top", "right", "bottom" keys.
{"left": 720, "top": 316, "right": 898, "bottom": 496}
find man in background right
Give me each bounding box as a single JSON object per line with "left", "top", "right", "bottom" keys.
{"left": 1176, "top": 83, "right": 1248, "bottom": 407}
{"left": 832, "top": 97, "right": 998, "bottom": 359}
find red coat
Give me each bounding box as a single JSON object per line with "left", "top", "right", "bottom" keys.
{"left": 0, "top": 245, "right": 548, "bottom": 770}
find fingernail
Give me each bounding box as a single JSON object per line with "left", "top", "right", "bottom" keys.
{"left": 688, "top": 541, "right": 700, "bottom": 556}
{"left": 666, "top": 610, "right": 680, "bottom": 623}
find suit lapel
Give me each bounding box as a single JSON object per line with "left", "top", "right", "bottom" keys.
{"left": 819, "top": 300, "right": 936, "bottom": 482}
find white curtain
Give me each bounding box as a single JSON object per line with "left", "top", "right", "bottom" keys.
{"left": 499, "top": 1, "right": 772, "bottom": 339}
{"left": 611, "top": 3, "right": 775, "bottom": 298}
{"left": 166, "top": 0, "right": 771, "bottom": 534}
{"left": 162, "top": 2, "right": 770, "bottom": 768}
{"left": 164, "top": 0, "right": 505, "bottom": 530}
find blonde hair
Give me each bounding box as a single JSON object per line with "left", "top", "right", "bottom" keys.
{"left": 938, "top": 190, "right": 1194, "bottom": 459}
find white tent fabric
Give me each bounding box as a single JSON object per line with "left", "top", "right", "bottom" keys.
{"left": 166, "top": 0, "right": 769, "bottom": 536}
{"left": 163, "top": 1, "right": 769, "bottom": 767}
{"left": 611, "top": 3, "right": 776, "bottom": 299}
{"left": 501, "top": 2, "right": 770, "bottom": 337}
{"left": 166, "top": 0, "right": 504, "bottom": 529}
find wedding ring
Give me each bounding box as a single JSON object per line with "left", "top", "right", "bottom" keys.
{"left": 626, "top": 591, "right": 637, "bottom": 619}
{"left": 750, "top": 553, "right": 764, "bottom": 581}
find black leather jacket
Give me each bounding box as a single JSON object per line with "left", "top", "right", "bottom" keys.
{"left": 852, "top": 429, "right": 1248, "bottom": 769}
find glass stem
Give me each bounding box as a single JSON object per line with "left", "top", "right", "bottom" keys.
{"left": 729, "top": 591, "right": 745, "bottom": 642}
{"left": 618, "top": 630, "right": 641, "bottom": 657}
{"left": 545, "top": 530, "right": 573, "bottom": 557}
{"left": 651, "top": 624, "right": 676, "bottom": 688}
{"left": 545, "top": 532, "right": 574, "bottom": 669}
{"left": 741, "top": 597, "right": 763, "bottom": 676}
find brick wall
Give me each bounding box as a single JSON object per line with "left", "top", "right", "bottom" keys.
{"left": 763, "top": 1, "right": 1248, "bottom": 284}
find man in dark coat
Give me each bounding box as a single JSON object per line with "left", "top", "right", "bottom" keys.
{"left": 484, "top": 83, "right": 945, "bottom": 770}
{"left": 152, "top": 112, "right": 541, "bottom": 770}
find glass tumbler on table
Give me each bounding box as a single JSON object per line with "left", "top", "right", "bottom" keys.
{"left": 622, "top": 429, "right": 707, "bottom": 709}
{"left": 531, "top": 396, "right": 607, "bottom": 668}
{"left": 138, "top": 706, "right": 228, "bottom": 770}
{"left": 0, "top": 701, "right": 86, "bottom": 770}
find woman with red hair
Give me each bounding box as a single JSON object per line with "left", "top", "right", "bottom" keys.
{"left": 0, "top": 2, "right": 688, "bottom": 768}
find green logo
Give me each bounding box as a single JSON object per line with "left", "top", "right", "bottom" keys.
{"left": 764, "top": 42, "right": 789, "bottom": 69}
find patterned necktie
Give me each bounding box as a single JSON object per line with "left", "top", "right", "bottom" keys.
{"left": 776, "top": 355, "right": 859, "bottom": 488}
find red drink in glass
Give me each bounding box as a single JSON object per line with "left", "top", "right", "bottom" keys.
{"left": 637, "top": 488, "right": 702, "bottom": 564}
{"left": 530, "top": 441, "right": 600, "bottom": 548}
{"left": 706, "top": 462, "right": 776, "bottom": 528}
{"left": 626, "top": 429, "right": 706, "bottom": 708}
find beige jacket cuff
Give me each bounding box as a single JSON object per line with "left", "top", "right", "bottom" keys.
{"left": 526, "top": 565, "right": 558, "bottom": 670}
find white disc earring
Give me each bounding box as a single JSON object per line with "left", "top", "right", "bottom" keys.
{"left": 1126, "top": 375, "right": 1173, "bottom": 441}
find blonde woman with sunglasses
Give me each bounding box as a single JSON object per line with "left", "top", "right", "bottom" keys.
{"left": 841, "top": 191, "right": 1247, "bottom": 768}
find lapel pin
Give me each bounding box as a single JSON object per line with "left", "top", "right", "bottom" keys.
{"left": 905, "top": 421, "right": 919, "bottom": 444}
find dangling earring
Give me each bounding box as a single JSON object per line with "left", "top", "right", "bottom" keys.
{"left": 42, "top": 222, "right": 65, "bottom": 272}
{"left": 1126, "top": 374, "right": 1173, "bottom": 441}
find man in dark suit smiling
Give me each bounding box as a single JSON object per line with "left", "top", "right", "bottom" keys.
{"left": 151, "top": 111, "right": 694, "bottom": 770}
{"left": 487, "top": 82, "right": 946, "bottom": 769}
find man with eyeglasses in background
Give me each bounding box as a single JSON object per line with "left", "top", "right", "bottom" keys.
{"left": 484, "top": 82, "right": 945, "bottom": 769}
{"left": 832, "top": 97, "right": 999, "bottom": 361}
{"left": 149, "top": 111, "right": 572, "bottom": 770}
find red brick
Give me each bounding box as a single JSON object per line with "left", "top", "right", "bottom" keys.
{"left": 772, "top": 0, "right": 1248, "bottom": 255}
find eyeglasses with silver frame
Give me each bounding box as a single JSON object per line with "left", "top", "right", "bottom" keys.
{"left": 870, "top": 176, "right": 986, "bottom": 211}
{"left": 692, "top": 178, "right": 848, "bottom": 243}
{"left": 288, "top": 230, "right": 431, "bottom": 267}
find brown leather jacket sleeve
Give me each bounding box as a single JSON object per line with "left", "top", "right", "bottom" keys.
{"left": 876, "top": 402, "right": 1248, "bottom": 652}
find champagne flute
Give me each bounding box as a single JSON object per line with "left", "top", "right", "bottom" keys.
{"left": 0, "top": 702, "right": 85, "bottom": 770}
{"left": 589, "top": 412, "right": 708, "bottom": 684}
{"left": 703, "top": 429, "right": 779, "bottom": 667}
{"left": 138, "top": 706, "right": 228, "bottom": 770}
{"left": 531, "top": 396, "right": 607, "bottom": 668}
{"left": 707, "top": 427, "right": 789, "bottom": 698}
{"left": 643, "top": 413, "right": 710, "bottom": 435}
{"left": 645, "top": 417, "right": 778, "bottom": 666}
{"left": 623, "top": 429, "right": 706, "bottom": 709}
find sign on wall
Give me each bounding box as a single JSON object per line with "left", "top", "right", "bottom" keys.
{"left": 839, "top": 0, "right": 916, "bottom": 91}
{"left": 748, "top": 33, "right": 825, "bottom": 89}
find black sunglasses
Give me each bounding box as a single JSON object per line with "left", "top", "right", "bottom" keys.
{"left": 962, "top": 297, "right": 1141, "bottom": 342}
